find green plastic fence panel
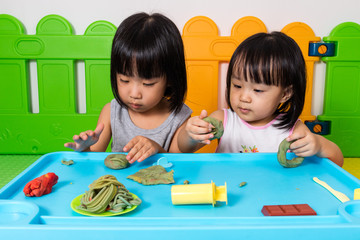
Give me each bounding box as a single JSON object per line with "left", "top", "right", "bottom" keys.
{"left": 0, "top": 14, "right": 116, "bottom": 154}
{"left": 0, "top": 15, "right": 29, "bottom": 115}
{"left": 36, "top": 15, "right": 76, "bottom": 114}
{"left": 84, "top": 21, "right": 114, "bottom": 114}
{"left": 318, "top": 22, "right": 360, "bottom": 157}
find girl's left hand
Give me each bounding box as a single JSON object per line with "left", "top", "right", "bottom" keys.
{"left": 123, "top": 136, "right": 164, "bottom": 163}
{"left": 286, "top": 121, "right": 343, "bottom": 167}
{"left": 286, "top": 127, "right": 321, "bottom": 157}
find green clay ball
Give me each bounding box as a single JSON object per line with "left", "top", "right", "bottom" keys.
{"left": 203, "top": 116, "right": 224, "bottom": 140}
{"left": 104, "top": 154, "right": 130, "bottom": 170}
{"left": 277, "top": 138, "right": 304, "bottom": 168}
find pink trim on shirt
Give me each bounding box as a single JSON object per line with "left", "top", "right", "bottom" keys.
{"left": 215, "top": 110, "right": 299, "bottom": 152}
{"left": 289, "top": 119, "right": 301, "bottom": 136}
{"left": 240, "top": 114, "right": 283, "bottom": 130}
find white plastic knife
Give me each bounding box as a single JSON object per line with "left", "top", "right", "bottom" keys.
{"left": 313, "top": 177, "right": 350, "bottom": 203}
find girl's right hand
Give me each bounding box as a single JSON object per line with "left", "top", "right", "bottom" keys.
{"left": 64, "top": 123, "right": 104, "bottom": 152}
{"left": 123, "top": 136, "right": 165, "bottom": 163}
{"left": 185, "top": 110, "right": 214, "bottom": 145}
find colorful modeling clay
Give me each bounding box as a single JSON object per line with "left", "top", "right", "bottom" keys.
{"left": 77, "top": 175, "right": 141, "bottom": 214}
{"left": 127, "top": 165, "right": 174, "bottom": 185}
{"left": 239, "top": 182, "right": 247, "bottom": 188}
{"left": 277, "top": 138, "right": 304, "bottom": 168}
{"left": 23, "top": 172, "right": 59, "bottom": 197}
{"left": 203, "top": 116, "right": 224, "bottom": 140}
{"left": 61, "top": 159, "right": 74, "bottom": 165}
{"left": 261, "top": 204, "right": 316, "bottom": 216}
{"left": 104, "top": 154, "right": 129, "bottom": 170}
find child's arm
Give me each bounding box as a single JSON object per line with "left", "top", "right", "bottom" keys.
{"left": 177, "top": 110, "right": 222, "bottom": 153}
{"left": 166, "top": 116, "right": 190, "bottom": 153}
{"left": 287, "top": 121, "right": 344, "bottom": 167}
{"left": 64, "top": 103, "right": 112, "bottom": 152}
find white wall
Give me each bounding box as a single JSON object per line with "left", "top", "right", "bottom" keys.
{"left": 2, "top": 0, "right": 360, "bottom": 115}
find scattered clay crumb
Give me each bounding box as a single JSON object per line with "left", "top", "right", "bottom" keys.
{"left": 183, "top": 180, "right": 190, "bottom": 184}
{"left": 239, "top": 182, "right": 247, "bottom": 188}
{"left": 61, "top": 159, "right": 74, "bottom": 166}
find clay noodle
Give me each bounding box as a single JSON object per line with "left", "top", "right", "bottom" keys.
{"left": 78, "top": 175, "right": 141, "bottom": 213}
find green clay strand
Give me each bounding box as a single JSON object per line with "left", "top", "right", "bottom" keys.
{"left": 109, "top": 190, "right": 142, "bottom": 213}
{"left": 77, "top": 175, "right": 141, "bottom": 214}
{"left": 277, "top": 138, "right": 304, "bottom": 168}
{"left": 104, "top": 154, "right": 130, "bottom": 169}
{"left": 203, "top": 116, "right": 224, "bottom": 140}
{"left": 79, "top": 184, "right": 117, "bottom": 214}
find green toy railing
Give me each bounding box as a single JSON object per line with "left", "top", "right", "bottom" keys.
{"left": 0, "top": 15, "right": 115, "bottom": 154}
{"left": 317, "top": 22, "right": 360, "bottom": 157}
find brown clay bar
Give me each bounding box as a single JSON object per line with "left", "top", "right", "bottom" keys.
{"left": 261, "top": 204, "right": 317, "bottom": 216}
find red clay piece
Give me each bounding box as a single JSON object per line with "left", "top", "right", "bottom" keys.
{"left": 261, "top": 204, "right": 317, "bottom": 216}
{"left": 23, "top": 172, "right": 59, "bottom": 197}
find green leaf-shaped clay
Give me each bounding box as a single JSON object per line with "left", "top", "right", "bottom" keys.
{"left": 203, "top": 116, "right": 224, "bottom": 140}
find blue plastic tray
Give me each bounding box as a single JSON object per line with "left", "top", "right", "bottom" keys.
{"left": 1, "top": 152, "right": 360, "bottom": 239}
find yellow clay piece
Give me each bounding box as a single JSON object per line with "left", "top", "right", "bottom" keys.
{"left": 171, "top": 181, "right": 227, "bottom": 206}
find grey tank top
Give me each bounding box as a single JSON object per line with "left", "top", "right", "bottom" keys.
{"left": 110, "top": 99, "right": 192, "bottom": 152}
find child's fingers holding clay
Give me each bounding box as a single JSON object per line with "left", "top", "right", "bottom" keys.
{"left": 186, "top": 115, "right": 214, "bottom": 135}
{"left": 64, "top": 141, "right": 77, "bottom": 150}
{"left": 93, "top": 123, "right": 104, "bottom": 138}
{"left": 78, "top": 132, "right": 90, "bottom": 141}
{"left": 198, "top": 109, "right": 215, "bottom": 131}
{"left": 64, "top": 124, "right": 104, "bottom": 151}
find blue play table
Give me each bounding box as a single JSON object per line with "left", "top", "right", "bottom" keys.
{"left": 1, "top": 152, "right": 360, "bottom": 239}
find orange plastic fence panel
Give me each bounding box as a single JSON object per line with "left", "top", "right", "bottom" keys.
{"left": 231, "top": 16, "right": 267, "bottom": 41}
{"left": 183, "top": 16, "right": 268, "bottom": 116}
{"left": 282, "top": 22, "right": 321, "bottom": 122}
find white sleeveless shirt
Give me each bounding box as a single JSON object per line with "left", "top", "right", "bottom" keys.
{"left": 216, "top": 109, "right": 296, "bottom": 153}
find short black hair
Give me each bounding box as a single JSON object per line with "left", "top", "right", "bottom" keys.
{"left": 110, "top": 12, "right": 187, "bottom": 113}
{"left": 226, "top": 31, "right": 306, "bottom": 130}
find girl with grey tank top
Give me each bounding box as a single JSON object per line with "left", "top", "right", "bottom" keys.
{"left": 64, "top": 12, "right": 192, "bottom": 163}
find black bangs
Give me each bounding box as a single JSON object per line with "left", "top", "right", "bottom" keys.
{"left": 112, "top": 18, "right": 166, "bottom": 79}
{"left": 231, "top": 36, "right": 287, "bottom": 87}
